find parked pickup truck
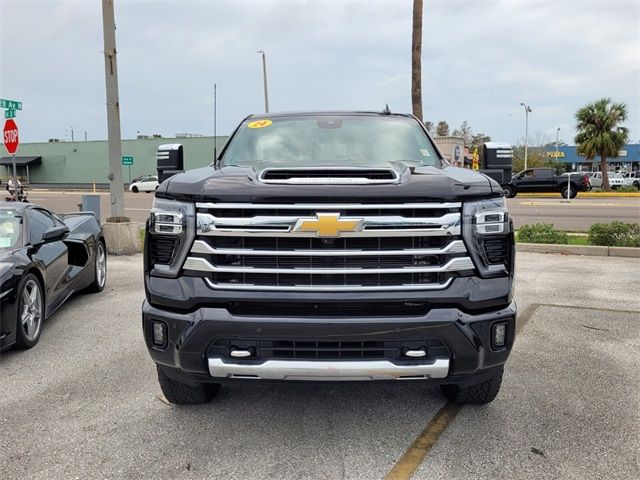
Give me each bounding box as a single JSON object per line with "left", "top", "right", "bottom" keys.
{"left": 622, "top": 172, "right": 640, "bottom": 189}
{"left": 590, "top": 172, "right": 626, "bottom": 190}
{"left": 503, "top": 168, "right": 590, "bottom": 198}
{"left": 143, "top": 111, "right": 516, "bottom": 406}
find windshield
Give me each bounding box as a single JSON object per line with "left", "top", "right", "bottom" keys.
{"left": 0, "top": 209, "right": 23, "bottom": 250}
{"left": 221, "top": 115, "right": 440, "bottom": 168}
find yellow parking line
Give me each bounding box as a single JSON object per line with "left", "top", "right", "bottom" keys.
{"left": 384, "top": 402, "right": 461, "bottom": 480}
{"left": 517, "top": 201, "right": 638, "bottom": 207}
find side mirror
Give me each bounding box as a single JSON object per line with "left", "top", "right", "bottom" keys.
{"left": 157, "top": 143, "right": 184, "bottom": 182}
{"left": 43, "top": 225, "right": 70, "bottom": 242}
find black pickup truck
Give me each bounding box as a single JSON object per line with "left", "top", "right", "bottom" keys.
{"left": 143, "top": 111, "right": 516, "bottom": 405}
{"left": 504, "top": 167, "right": 591, "bottom": 198}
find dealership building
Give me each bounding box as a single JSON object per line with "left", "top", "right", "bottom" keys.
{"left": 0, "top": 135, "right": 229, "bottom": 187}
{"left": 545, "top": 143, "right": 640, "bottom": 172}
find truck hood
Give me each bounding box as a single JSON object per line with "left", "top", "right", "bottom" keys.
{"left": 157, "top": 164, "right": 500, "bottom": 203}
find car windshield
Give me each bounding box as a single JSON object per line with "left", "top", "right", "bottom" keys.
{"left": 0, "top": 209, "right": 23, "bottom": 250}
{"left": 221, "top": 115, "right": 441, "bottom": 168}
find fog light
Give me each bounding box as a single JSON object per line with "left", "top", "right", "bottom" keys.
{"left": 230, "top": 348, "right": 255, "bottom": 358}
{"left": 492, "top": 322, "right": 507, "bottom": 348}
{"left": 402, "top": 347, "right": 427, "bottom": 358}
{"left": 152, "top": 321, "right": 167, "bottom": 347}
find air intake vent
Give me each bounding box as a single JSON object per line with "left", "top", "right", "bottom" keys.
{"left": 481, "top": 238, "right": 510, "bottom": 265}
{"left": 149, "top": 235, "right": 179, "bottom": 265}
{"left": 259, "top": 168, "right": 399, "bottom": 184}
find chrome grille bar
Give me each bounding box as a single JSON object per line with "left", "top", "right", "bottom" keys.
{"left": 183, "top": 256, "right": 474, "bottom": 274}
{"left": 191, "top": 239, "right": 467, "bottom": 256}
{"left": 196, "top": 212, "right": 461, "bottom": 237}
{"left": 196, "top": 226, "right": 460, "bottom": 238}
{"left": 204, "top": 277, "right": 454, "bottom": 292}
{"left": 196, "top": 202, "right": 461, "bottom": 210}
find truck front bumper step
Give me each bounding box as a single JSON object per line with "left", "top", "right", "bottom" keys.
{"left": 207, "top": 357, "right": 450, "bottom": 381}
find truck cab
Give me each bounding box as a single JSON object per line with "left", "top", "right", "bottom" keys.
{"left": 511, "top": 168, "right": 555, "bottom": 192}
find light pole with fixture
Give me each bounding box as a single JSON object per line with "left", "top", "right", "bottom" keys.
{"left": 257, "top": 50, "right": 269, "bottom": 113}
{"left": 520, "top": 103, "right": 532, "bottom": 170}
{"left": 555, "top": 126, "right": 560, "bottom": 160}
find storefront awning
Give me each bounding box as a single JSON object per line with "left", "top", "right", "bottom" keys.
{"left": 0, "top": 156, "right": 42, "bottom": 166}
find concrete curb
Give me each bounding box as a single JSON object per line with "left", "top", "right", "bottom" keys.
{"left": 517, "top": 243, "right": 640, "bottom": 258}
{"left": 517, "top": 192, "right": 640, "bottom": 198}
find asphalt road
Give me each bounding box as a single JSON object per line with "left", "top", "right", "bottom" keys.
{"left": 23, "top": 190, "right": 640, "bottom": 232}
{"left": 1, "top": 252, "right": 638, "bottom": 479}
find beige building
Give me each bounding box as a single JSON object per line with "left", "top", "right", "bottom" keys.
{"left": 434, "top": 136, "right": 466, "bottom": 168}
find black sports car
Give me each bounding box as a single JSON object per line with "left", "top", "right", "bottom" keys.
{"left": 0, "top": 202, "right": 107, "bottom": 350}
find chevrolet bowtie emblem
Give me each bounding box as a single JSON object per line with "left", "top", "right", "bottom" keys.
{"left": 293, "top": 213, "right": 364, "bottom": 237}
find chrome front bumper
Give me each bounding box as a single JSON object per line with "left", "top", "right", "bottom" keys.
{"left": 208, "top": 357, "right": 450, "bottom": 381}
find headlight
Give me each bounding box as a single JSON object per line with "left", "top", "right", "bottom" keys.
{"left": 462, "top": 197, "right": 513, "bottom": 277}
{"left": 146, "top": 198, "right": 195, "bottom": 277}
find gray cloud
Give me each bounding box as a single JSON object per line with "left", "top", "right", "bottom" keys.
{"left": 1, "top": 0, "right": 638, "bottom": 145}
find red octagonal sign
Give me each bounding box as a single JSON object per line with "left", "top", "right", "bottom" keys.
{"left": 3, "top": 119, "right": 19, "bottom": 155}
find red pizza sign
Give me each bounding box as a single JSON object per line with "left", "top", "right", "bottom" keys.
{"left": 3, "top": 119, "right": 19, "bottom": 155}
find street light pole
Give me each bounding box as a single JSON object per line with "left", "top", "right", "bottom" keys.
{"left": 520, "top": 102, "right": 532, "bottom": 170}
{"left": 555, "top": 127, "right": 560, "bottom": 160}
{"left": 257, "top": 50, "right": 269, "bottom": 113}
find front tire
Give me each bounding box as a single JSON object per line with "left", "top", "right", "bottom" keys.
{"left": 502, "top": 185, "right": 516, "bottom": 198}
{"left": 131, "top": 186, "right": 139, "bottom": 193}
{"left": 15, "top": 274, "right": 45, "bottom": 349}
{"left": 157, "top": 366, "right": 221, "bottom": 405}
{"left": 440, "top": 367, "right": 504, "bottom": 405}
{"left": 86, "top": 241, "right": 107, "bottom": 293}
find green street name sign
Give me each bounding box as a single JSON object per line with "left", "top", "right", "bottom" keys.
{"left": 4, "top": 109, "right": 16, "bottom": 119}
{"left": 0, "top": 99, "right": 22, "bottom": 110}
{"left": 122, "top": 156, "right": 134, "bottom": 166}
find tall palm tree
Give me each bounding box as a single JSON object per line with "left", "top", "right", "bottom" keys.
{"left": 575, "top": 98, "right": 628, "bottom": 191}
{"left": 411, "top": 0, "right": 423, "bottom": 121}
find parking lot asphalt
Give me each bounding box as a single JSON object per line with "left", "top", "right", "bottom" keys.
{"left": 23, "top": 190, "right": 640, "bottom": 232}
{"left": 1, "top": 252, "right": 639, "bottom": 479}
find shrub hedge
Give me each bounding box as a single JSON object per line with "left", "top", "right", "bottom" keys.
{"left": 588, "top": 221, "right": 640, "bottom": 247}
{"left": 517, "top": 223, "right": 568, "bottom": 244}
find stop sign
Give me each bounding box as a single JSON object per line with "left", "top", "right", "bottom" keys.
{"left": 3, "top": 119, "right": 19, "bottom": 155}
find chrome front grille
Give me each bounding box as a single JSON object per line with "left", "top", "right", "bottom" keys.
{"left": 184, "top": 202, "right": 472, "bottom": 291}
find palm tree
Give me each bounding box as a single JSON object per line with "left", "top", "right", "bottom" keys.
{"left": 575, "top": 98, "right": 629, "bottom": 191}
{"left": 411, "top": 0, "right": 423, "bottom": 121}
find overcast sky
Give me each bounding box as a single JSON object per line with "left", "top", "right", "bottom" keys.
{"left": 1, "top": 0, "right": 638, "bottom": 145}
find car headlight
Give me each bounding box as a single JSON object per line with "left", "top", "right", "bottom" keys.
{"left": 146, "top": 198, "right": 195, "bottom": 277}
{"left": 462, "top": 197, "right": 513, "bottom": 277}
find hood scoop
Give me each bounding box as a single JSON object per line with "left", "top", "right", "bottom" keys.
{"left": 259, "top": 167, "right": 399, "bottom": 185}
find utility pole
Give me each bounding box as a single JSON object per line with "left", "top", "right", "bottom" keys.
{"left": 555, "top": 127, "right": 560, "bottom": 160}
{"left": 101, "top": 0, "right": 127, "bottom": 221}
{"left": 257, "top": 50, "right": 269, "bottom": 113}
{"left": 520, "top": 102, "right": 532, "bottom": 170}
{"left": 70, "top": 126, "right": 74, "bottom": 141}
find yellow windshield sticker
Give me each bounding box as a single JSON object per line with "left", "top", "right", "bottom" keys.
{"left": 247, "top": 119, "right": 272, "bottom": 129}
